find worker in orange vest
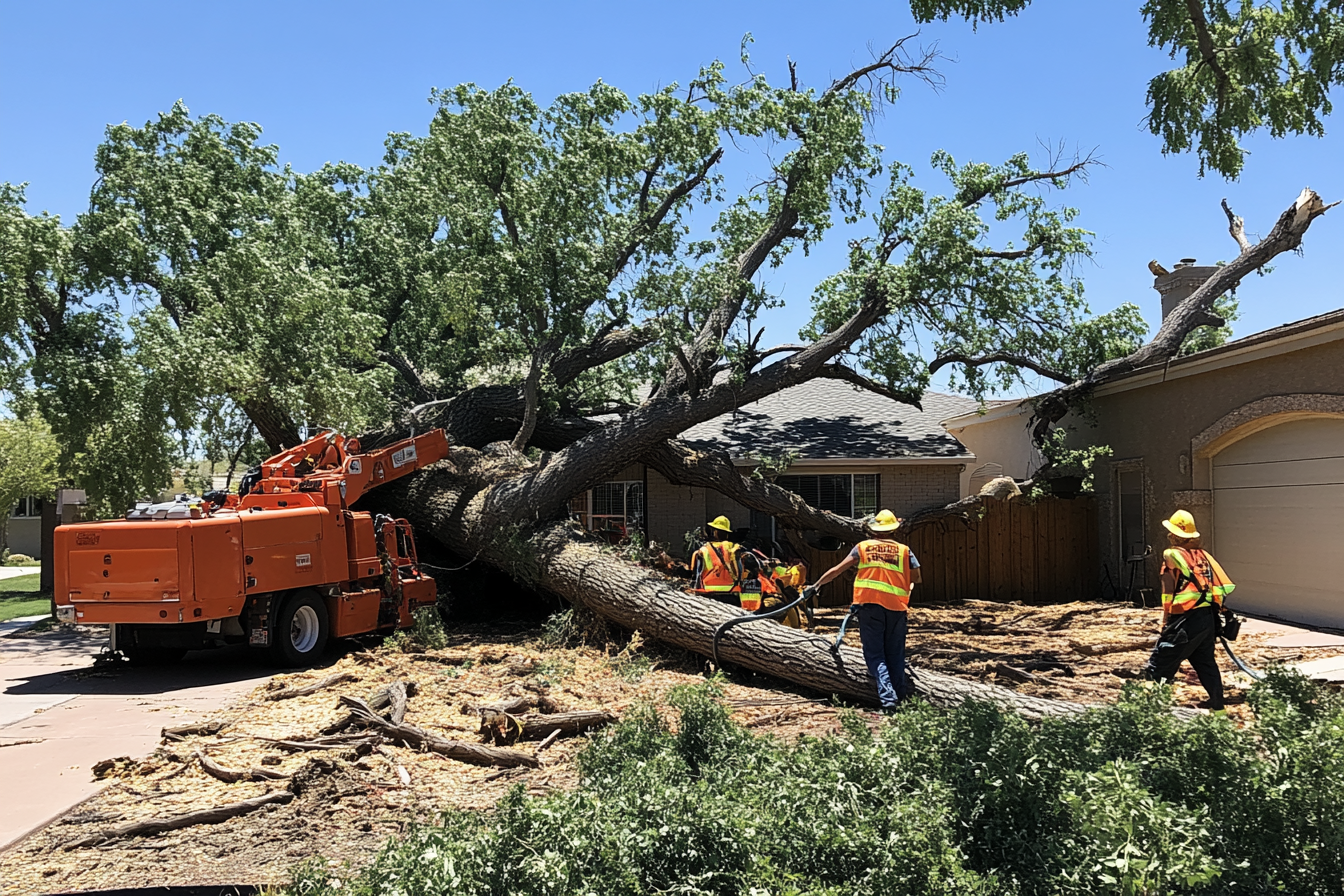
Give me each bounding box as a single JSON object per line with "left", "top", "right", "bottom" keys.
{"left": 691, "top": 516, "right": 743, "bottom": 600}
{"left": 810, "top": 510, "right": 921, "bottom": 710}
{"left": 1142, "top": 509, "right": 1236, "bottom": 711}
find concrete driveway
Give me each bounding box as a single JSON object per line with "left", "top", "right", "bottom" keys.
{"left": 0, "top": 626, "right": 280, "bottom": 851}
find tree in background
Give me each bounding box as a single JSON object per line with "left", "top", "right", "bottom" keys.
{"left": 910, "top": 0, "right": 1344, "bottom": 179}
{"left": 0, "top": 415, "right": 59, "bottom": 556}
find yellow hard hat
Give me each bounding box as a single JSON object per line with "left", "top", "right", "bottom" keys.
{"left": 708, "top": 515, "right": 732, "bottom": 533}
{"left": 1162, "top": 509, "right": 1200, "bottom": 539}
{"left": 867, "top": 509, "right": 901, "bottom": 533}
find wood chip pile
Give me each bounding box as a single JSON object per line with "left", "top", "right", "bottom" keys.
{"left": 3, "top": 601, "right": 1339, "bottom": 894}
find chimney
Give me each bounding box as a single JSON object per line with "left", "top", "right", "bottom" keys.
{"left": 1153, "top": 257, "right": 1219, "bottom": 320}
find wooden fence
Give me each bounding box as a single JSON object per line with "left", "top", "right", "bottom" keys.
{"left": 791, "top": 495, "right": 1098, "bottom": 607}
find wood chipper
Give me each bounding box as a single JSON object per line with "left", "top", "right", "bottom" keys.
{"left": 52, "top": 430, "right": 449, "bottom": 666}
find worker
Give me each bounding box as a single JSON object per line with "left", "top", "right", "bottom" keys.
{"left": 1142, "top": 509, "right": 1236, "bottom": 711}
{"left": 810, "top": 510, "right": 921, "bottom": 710}
{"left": 690, "top": 516, "right": 742, "bottom": 600}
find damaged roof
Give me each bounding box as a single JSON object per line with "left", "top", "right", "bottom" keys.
{"left": 682, "top": 378, "right": 978, "bottom": 462}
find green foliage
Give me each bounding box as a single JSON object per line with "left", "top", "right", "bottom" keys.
{"left": 1033, "top": 426, "right": 1114, "bottom": 494}
{"left": 0, "top": 415, "right": 60, "bottom": 539}
{"left": 910, "top": 0, "right": 1344, "bottom": 179}
{"left": 539, "top": 608, "right": 581, "bottom": 649}
{"left": 750, "top": 449, "right": 798, "bottom": 482}
{"left": 281, "top": 673, "right": 1344, "bottom": 896}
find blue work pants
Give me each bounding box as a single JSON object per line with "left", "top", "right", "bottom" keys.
{"left": 856, "top": 603, "right": 908, "bottom": 708}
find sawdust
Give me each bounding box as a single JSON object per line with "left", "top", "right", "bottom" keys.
{"left": 2, "top": 603, "right": 1337, "bottom": 894}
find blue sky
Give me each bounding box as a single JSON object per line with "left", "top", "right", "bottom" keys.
{"left": 2, "top": 0, "right": 1340, "bottom": 398}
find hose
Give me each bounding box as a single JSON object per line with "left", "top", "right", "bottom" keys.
{"left": 1220, "top": 636, "right": 1265, "bottom": 681}
{"left": 711, "top": 589, "right": 814, "bottom": 670}
{"left": 831, "top": 603, "right": 859, "bottom": 653}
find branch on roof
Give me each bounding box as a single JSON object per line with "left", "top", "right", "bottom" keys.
{"left": 815, "top": 362, "right": 923, "bottom": 410}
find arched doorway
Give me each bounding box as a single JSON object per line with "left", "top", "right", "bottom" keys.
{"left": 1211, "top": 416, "right": 1344, "bottom": 627}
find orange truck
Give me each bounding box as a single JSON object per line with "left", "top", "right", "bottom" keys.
{"left": 53, "top": 429, "right": 449, "bottom": 666}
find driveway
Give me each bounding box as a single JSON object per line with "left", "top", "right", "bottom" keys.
{"left": 0, "top": 626, "right": 279, "bottom": 851}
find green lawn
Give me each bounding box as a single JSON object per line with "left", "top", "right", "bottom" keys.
{"left": 0, "top": 574, "right": 52, "bottom": 622}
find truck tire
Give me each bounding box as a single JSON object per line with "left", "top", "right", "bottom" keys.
{"left": 268, "top": 591, "right": 330, "bottom": 667}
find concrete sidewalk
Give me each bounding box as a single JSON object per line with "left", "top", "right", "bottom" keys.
{"left": 0, "top": 627, "right": 277, "bottom": 851}
{"left": 0, "top": 567, "right": 39, "bottom": 581}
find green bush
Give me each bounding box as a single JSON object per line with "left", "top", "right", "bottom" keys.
{"left": 285, "top": 672, "right": 1344, "bottom": 896}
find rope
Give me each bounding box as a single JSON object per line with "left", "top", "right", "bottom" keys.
{"left": 416, "top": 554, "right": 481, "bottom": 573}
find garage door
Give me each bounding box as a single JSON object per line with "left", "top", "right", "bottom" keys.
{"left": 1212, "top": 417, "right": 1344, "bottom": 628}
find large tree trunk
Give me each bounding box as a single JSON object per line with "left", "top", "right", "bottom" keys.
{"left": 373, "top": 460, "right": 1111, "bottom": 722}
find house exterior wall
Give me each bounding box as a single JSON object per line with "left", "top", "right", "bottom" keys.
{"left": 5, "top": 517, "right": 41, "bottom": 557}
{"left": 1062, "top": 335, "right": 1344, "bottom": 591}
{"left": 944, "top": 408, "right": 1044, "bottom": 495}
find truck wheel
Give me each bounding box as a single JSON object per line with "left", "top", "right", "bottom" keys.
{"left": 269, "top": 591, "right": 330, "bottom": 667}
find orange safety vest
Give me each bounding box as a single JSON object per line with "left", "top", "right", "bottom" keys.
{"left": 1162, "top": 547, "right": 1235, "bottom": 614}
{"left": 695, "top": 542, "right": 741, "bottom": 593}
{"left": 853, "top": 539, "right": 914, "bottom": 611}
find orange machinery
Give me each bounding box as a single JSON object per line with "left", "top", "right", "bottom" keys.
{"left": 53, "top": 429, "right": 450, "bottom": 666}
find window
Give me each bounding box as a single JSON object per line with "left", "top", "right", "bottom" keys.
{"left": 9, "top": 497, "right": 43, "bottom": 519}
{"left": 570, "top": 481, "right": 644, "bottom": 539}
{"left": 753, "top": 474, "right": 880, "bottom": 541}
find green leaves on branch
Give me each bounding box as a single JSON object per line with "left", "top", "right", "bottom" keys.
{"left": 909, "top": 0, "right": 1344, "bottom": 179}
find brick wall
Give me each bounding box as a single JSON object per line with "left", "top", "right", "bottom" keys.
{"left": 878, "top": 465, "right": 962, "bottom": 518}
{"left": 646, "top": 468, "right": 707, "bottom": 556}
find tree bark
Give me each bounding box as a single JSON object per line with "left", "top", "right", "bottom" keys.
{"left": 63, "top": 790, "right": 294, "bottom": 850}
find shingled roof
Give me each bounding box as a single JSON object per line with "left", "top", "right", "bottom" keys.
{"left": 682, "top": 379, "right": 977, "bottom": 462}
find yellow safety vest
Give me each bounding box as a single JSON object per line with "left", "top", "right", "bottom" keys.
{"left": 695, "top": 542, "right": 741, "bottom": 593}
{"left": 1162, "top": 547, "right": 1235, "bottom": 614}
{"left": 853, "top": 539, "right": 913, "bottom": 612}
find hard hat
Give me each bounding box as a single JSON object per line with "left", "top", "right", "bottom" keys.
{"left": 867, "top": 509, "right": 901, "bottom": 533}
{"left": 707, "top": 515, "right": 733, "bottom": 534}
{"left": 1162, "top": 509, "right": 1200, "bottom": 539}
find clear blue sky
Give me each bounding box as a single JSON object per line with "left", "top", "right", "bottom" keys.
{"left": 3, "top": 0, "right": 1340, "bottom": 398}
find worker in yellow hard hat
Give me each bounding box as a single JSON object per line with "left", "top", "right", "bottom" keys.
{"left": 691, "top": 516, "right": 743, "bottom": 600}
{"left": 1141, "top": 509, "right": 1237, "bottom": 712}
{"left": 810, "top": 510, "right": 921, "bottom": 710}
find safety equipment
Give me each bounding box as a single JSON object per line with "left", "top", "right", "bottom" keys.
{"left": 853, "top": 539, "right": 913, "bottom": 611}
{"left": 694, "top": 541, "right": 740, "bottom": 593}
{"left": 867, "top": 509, "right": 901, "bottom": 533}
{"left": 1161, "top": 509, "right": 1200, "bottom": 539}
{"left": 1162, "top": 546, "right": 1235, "bottom": 614}
{"left": 1219, "top": 609, "right": 1242, "bottom": 641}
{"left": 708, "top": 515, "right": 733, "bottom": 533}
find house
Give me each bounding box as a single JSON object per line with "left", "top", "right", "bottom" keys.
{"left": 568, "top": 379, "right": 979, "bottom": 556}
{"left": 944, "top": 261, "right": 1344, "bottom": 628}
{"left": 6, "top": 497, "right": 43, "bottom": 558}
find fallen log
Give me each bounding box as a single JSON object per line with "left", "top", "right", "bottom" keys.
{"left": 376, "top": 467, "right": 1200, "bottom": 723}
{"left": 992, "top": 664, "right": 1040, "bottom": 684}
{"left": 407, "top": 653, "right": 474, "bottom": 665}
{"left": 480, "top": 710, "right": 616, "bottom": 745}
{"left": 63, "top": 790, "right": 294, "bottom": 849}
{"left": 265, "top": 671, "right": 358, "bottom": 701}
{"left": 341, "top": 697, "right": 539, "bottom": 768}
{"left": 195, "top": 751, "right": 289, "bottom": 784}
{"left": 321, "top": 680, "right": 419, "bottom": 734}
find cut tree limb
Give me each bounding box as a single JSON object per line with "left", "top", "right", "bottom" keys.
{"left": 340, "top": 696, "right": 539, "bottom": 768}
{"left": 161, "top": 720, "right": 225, "bottom": 742}
{"left": 63, "top": 790, "right": 294, "bottom": 850}
{"left": 321, "top": 680, "right": 418, "bottom": 734}
{"left": 265, "top": 671, "right": 358, "bottom": 701}
{"left": 481, "top": 710, "right": 617, "bottom": 745}
{"left": 1070, "top": 637, "right": 1158, "bottom": 657}
{"left": 194, "top": 751, "right": 289, "bottom": 784}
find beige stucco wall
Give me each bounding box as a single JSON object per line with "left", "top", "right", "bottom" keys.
{"left": 945, "top": 407, "right": 1044, "bottom": 494}
{"left": 1061, "top": 336, "right": 1344, "bottom": 589}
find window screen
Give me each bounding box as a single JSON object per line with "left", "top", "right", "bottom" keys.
{"left": 853, "top": 474, "right": 879, "bottom": 516}
{"left": 775, "top": 474, "right": 872, "bottom": 518}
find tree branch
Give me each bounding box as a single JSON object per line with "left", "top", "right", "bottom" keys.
{"left": 641, "top": 440, "right": 867, "bottom": 542}
{"left": 610, "top": 148, "right": 724, "bottom": 281}
{"left": 815, "top": 362, "right": 925, "bottom": 409}
{"left": 549, "top": 326, "right": 656, "bottom": 387}
{"left": 1221, "top": 197, "right": 1251, "bottom": 253}
{"left": 929, "top": 351, "right": 1073, "bottom": 385}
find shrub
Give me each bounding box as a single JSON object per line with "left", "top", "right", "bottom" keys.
{"left": 284, "top": 672, "right": 1344, "bottom": 896}
{"left": 4, "top": 553, "right": 35, "bottom": 566}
